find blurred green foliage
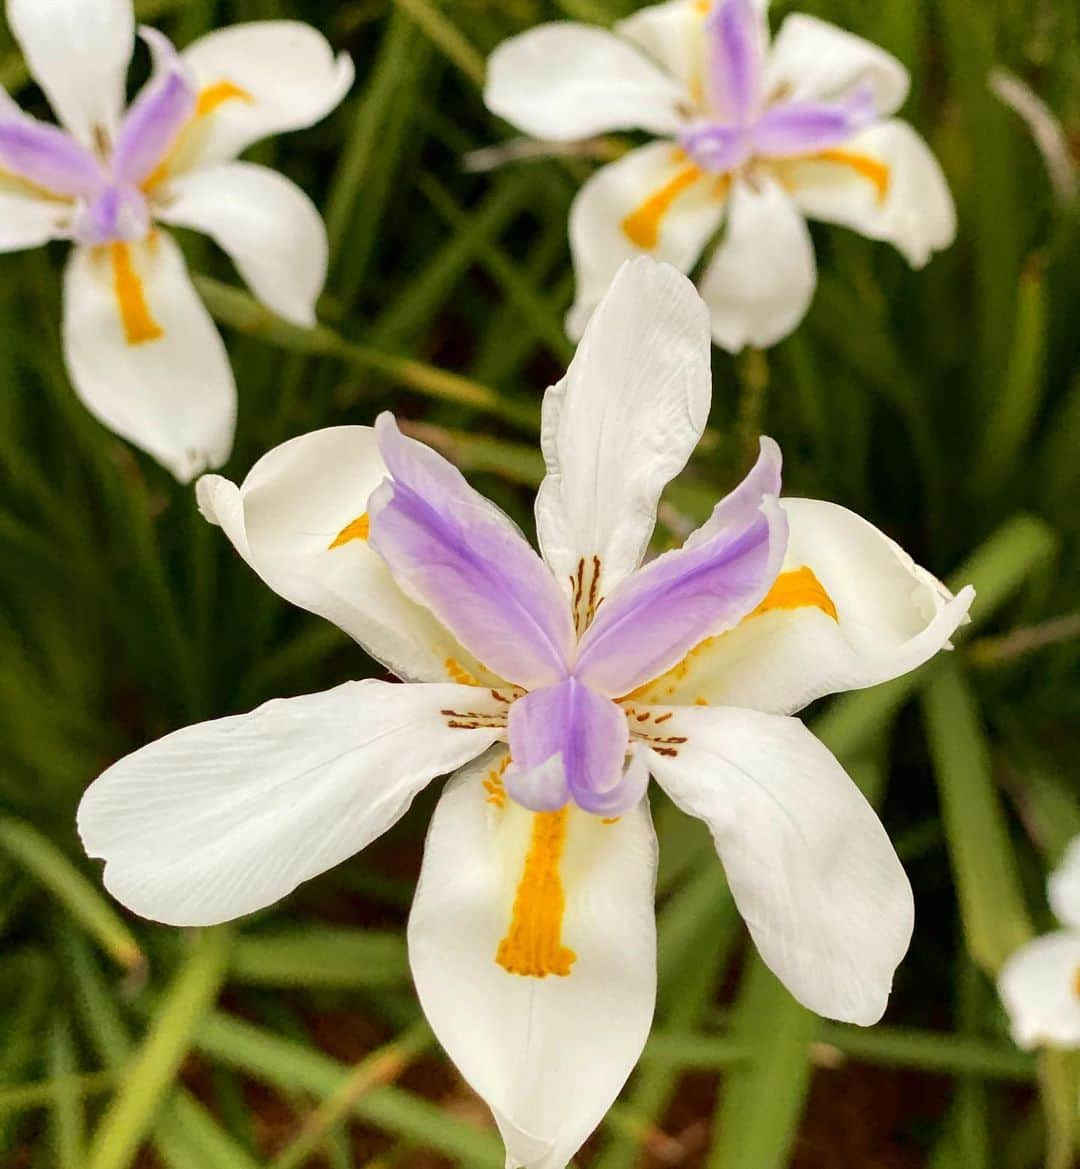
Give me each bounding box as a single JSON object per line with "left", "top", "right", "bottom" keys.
{"left": 0, "top": 0, "right": 1077, "bottom": 1166}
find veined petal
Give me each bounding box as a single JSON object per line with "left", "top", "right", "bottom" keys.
{"left": 764, "top": 13, "right": 909, "bottom": 117}
{"left": 0, "top": 106, "right": 102, "bottom": 196}
{"left": 506, "top": 679, "right": 629, "bottom": 815}
{"left": 196, "top": 427, "right": 500, "bottom": 686}
{"left": 645, "top": 704, "right": 913, "bottom": 1024}
{"left": 178, "top": 21, "right": 354, "bottom": 167}
{"left": 698, "top": 175, "right": 817, "bottom": 351}
{"left": 7, "top": 0, "right": 134, "bottom": 148}
{"left": 62, "top": 234, "right": 235, "bottom": 482}
{"left": 111, "top": 28, "right": 196, "bottom": 187}
{"left": 409, "top": 755, "right": 658, "bottom": 1169}
{"left": 537, "top": 258, "right": 711, "bottom": 620}
{"left": 484, "top": 22, "right": 690, "bottom": 142}
{"left": 632, "top": 498, "right": 974, "bottom": 714}
{"left": 78, "top": 680, "right": 503, "bottom": 927}
{"left": 0, "top": 189, "right": 70, "bottom": 251}
{"left": 368, "top": 415, "right": 575, "bottom": 690}
{"left": 704, "top": 0, "right": 768, "bottom": 123}
{"left": 575, "top": 496, "right": 786, "bottom": 697}
{"left": 1049, "top": 837, "right": 1080, "bottom": 929}
{"left": 157, "top": 162, "right": 326, "bottom": 326}
{"left": 783, "top": 119, "right": 956, "bottom": 268}
{"left": 566, "top": 141, "right": 725, "bottom": 340}
{"left": 997, "top": 931, "right": 1080, "bottom": 1050}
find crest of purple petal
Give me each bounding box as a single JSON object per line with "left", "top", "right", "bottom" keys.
{"left": 574, "top": 495, "right": 788, "bottom": 698}
{"left": 367, "top": 413, "right": 575, "bottom": 690}
{"left": 705, "top": 0, "right": 766, "bottom": 124}
{"left": 111, "top": 28, "right": 197, "bottom": 187}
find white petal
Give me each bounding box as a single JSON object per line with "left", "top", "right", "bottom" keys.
{"left": 566, "top": 141, "right": 725, "bottom": 340}
{"left": 485, "top": 22, "right": 689, "bottom": 142}
{"left": 196, "top": 427, "right": 495, "bottom": 685}
{"left": 78, "top": 680, "right": 502, "bottom": 927}
{"left": 62, "top": 234, "right": 235, "bottom": 482}
{"left": 179, "top": 21, "right": 354, "bottom": 166}
{"left": 157, "top": 162, "right": 326, "bottom": 326}
{"left": 536, "top": 257, "right": 711, "bottom": 609}
{"left": 615, "top": 0, "right": 711, "bottom": 93}
{"left": 646, "top": 705, "right": 913, "bottom": 1024}
{"left": 0, "top": 190, "right": 69, "bottom": 251}
{"left": 997, "top": 931, "right": 1080, "bottom": 1050}
{"left": 764, "top": 13, "right": 909, "bottom": 117}
{"left": 7, "top": 0, "right": 134, "bottom": 146}
{"left": 785, "top": 119, "right": 956, "bottom": 268}
{"left": 698, "top": 175, "right": 816, "bottom": 352}
{"left": 633, "top": 497, "right": 974, "bottom": 715}
{"left": 410, "top": 752, "right": 658, "bottom": 1169}
{"left": 1049, "top": 837, "right": 1080, "bottom": 929}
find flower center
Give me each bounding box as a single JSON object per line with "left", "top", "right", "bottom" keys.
{"left": 74, "top": 183, "right": 152, "bottom": 246}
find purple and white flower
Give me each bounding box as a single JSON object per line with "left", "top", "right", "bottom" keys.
{"left": 998, "top": 836, "right": 1080, "bottom": 1050}
{"left": 485, "top": 0, "right": 956, "bottom": 351}
{"left": 0, "top": 0, "right": 353, "bottom": 480}
{"left": 79, "top": 259, "right": 974, "bottom": 1169}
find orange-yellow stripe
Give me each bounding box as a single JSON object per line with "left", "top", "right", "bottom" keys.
{"left": 812, "top": 148, "right": 891, "bottom": 204}
{"left": 111, "top": 243, "right": 164, "bottom": 346}
{"left": 496, "top": 809, "right": 576, "bottom": 978}
{"left": 749, "top": 565, "right": 838, "bottom": 621}
{"left": 196, "top": 80, "right": 255, "bottom": 118}
{"left": 328, "top": 513, "right": 369, "bottom": 549}
{"left": 621, "top": 163, "right": 703, "bottom": 250}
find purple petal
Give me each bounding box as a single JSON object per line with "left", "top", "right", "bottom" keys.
{"left": 705, "top": 0, "right": 766, "bottom": 124}
{"left": 679, "top": 121, "right": 752, "bottom": 173}
{"left": 0, "top": 109, "right": 102, "bottom": 196}
{"left": 575, "top": 498, "right": 788, "bottom": 697}
{"left": 683, "top": 436, "right": 782, "bottom": 550}
{"left": 505, "top": 678, "right": 627, "bottom": 813}
{"left": 572, "top": 744, "right": 651, "bottom": 817}
{"left": 751, "top": 87, "right": 878, "bottom": 159}
{"left": 73, "top": 183, "right": 151, "bottom": 245}
{"left": 112, "top": 28, "right": 196, "bottom": 186}
{"left": 368, "top": 414, "right": 575, "bottom": 689}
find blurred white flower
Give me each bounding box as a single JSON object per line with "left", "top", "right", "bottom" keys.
{"left": 485, "top": 0, "right": 956, "bottom": 351}
{"left": 0, "top": 0, "right": 353, "bottom": 480}
{"left": 998, "top": 836, "right": 1080, "bottom": 1050}
{"left": 79, "top": 260, "right": 973, "bottom": 1169}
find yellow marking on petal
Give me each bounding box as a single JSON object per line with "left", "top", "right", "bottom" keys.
{"left": 196, "top": 80, "right": 255, "bottom": 119}
{"left": 749, "top": 565, "right": 838, "bottom": 621}
{"left": 621, "top": 163, "right": 704, "bottom": 250}
{"left": 328, "top": 513, "right": 370, "bottom": 549}
{"left": 142, "top": 81, "right": 255, "bottom": 191}
{"left": 443, "top": 657, "right": 482, "bottom": 687}
{"left": 811, "top": 148, "right": 891, "bottom": 204}
{"left": 621, "top": 567, "right": 838, "bottom": 703}
{"left": 483, "top": 756, "right": 510, "bottom": 808}
{"left": 1073, "top": 965, "right": 1080, "bottom": 998}
{"left": 496, "top": 809, "right": 577, "bottom": 978}
{"left": 601, "top": 816, "right": 620, "bottom": 825}
{"left": 110, "top": 242, "right": 164, "bottom": 346}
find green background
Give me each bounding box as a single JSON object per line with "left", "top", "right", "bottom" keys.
{"left": 0, "top": 0, "right": 1077, "bottom": 1166}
